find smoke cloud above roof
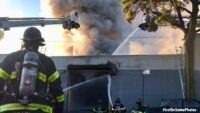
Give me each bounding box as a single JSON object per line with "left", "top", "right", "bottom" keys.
{"left": 47, "top": 0, "right": 128, "bottom": 55}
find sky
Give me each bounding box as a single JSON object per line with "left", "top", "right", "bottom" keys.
{"left": 0, "top": 0, "right": 184, "bottom": 56}
{"left": 0, "top": 0, "right": 40, "bottom": 17}
{"left": 0, "top": 0, "right": 66, "bottom": 56}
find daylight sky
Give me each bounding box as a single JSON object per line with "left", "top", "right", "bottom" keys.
{"left": 0, "top": 0, "right": 66, "bottom": 56}
{"left": 0, "top": 0, "right": 40, "bottom": 17}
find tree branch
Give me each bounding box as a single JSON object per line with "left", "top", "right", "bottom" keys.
{"left": 179, "top": 6, "right": 192, "bottom": 15}
{"left": 177, "top": 9, "right": 186, "bottom": 28}
{"left": 171, "top": 21, "right": 187, "bottom": 33}
{"left": 195, "top": 28, "right": 200, "bottom": 33}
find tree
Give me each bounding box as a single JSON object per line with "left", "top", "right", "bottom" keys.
{"left": 121, "top": 0, "right": 200, "bottom": 99}
{"left": 0, "top": 30, "right": 4, "bottom": 40}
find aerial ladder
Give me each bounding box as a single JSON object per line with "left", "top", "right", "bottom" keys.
{"left": 0, "top": 12, "right": 80, "bottom": 31}
{"left": 175, "top": 46, "right": 185, "bottom": 98}
{"left": 0, "top": 12, "right": 80, "bottom": 54}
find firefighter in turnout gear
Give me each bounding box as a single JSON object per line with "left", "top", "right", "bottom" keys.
{"left": 111, "top": 97, "right": 126, "bottom": 113}
{"left": 93, "top": 99, "right": 106, "bottom": 113}
{"left": 131, "top": 98, "right": 144, "bottom": 113}
{"left": 138, "top": 10, "right": 158, "bottom": 32}
{"left": 0, "top": 27, "right": 64, "bottom": 113}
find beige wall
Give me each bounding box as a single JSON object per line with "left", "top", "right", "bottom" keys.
{"left": 0, "top": 54, "right": 180, "bottom": 70}
{"left": 50, "top": 55, "right": 179, "bottom": 70}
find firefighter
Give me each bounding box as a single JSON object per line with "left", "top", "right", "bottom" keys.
{"left": 146, "top": 10, "right": 158, "bottom": 32}
{"left": 133, "top": 98, "right": 147, "bottom": 113}
{"left": 70, "top": 11, "right": 80, "bottom": 29}
{"left": 93, "top": 99, "right": 106, "bottom": 113}
{"left": 111, "top": 97, "right": 126, "bottom": 113}
{"left": 0, "top": 27, "right": 64, "bottom": 113}
{"left": 138, "top": 10, "right": 158, "bottom": 32}
{"left": 138, "top": 13, "right": 150, "bottom": 31}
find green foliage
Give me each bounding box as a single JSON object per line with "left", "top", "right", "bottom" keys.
{"left": 126, "top": 9, "right": 135, "bottom": 23}
{"left": 121, "top": 0, "right": 137, "bottom": 22}
{"left": 155, "top": 9, "right": 177, "bottom": 25}
{"left": 120, "top": 0, "right": 187, "bottom": 27}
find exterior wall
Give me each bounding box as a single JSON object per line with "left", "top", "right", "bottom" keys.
{"left": 195, "top": 34, "right": 200, "bottom": 70}
{"left": 0, "top": 54, "right": 180, "bottom": 70}
{"left": 111, "top": 70, "right": 183, "bottom": 109}
{"left": 51, "top": 55, "right": 179, "bottom": 70}
{"left": 61, "top": 69, "right": 183, "bottom": 110}
{"left": 195, "top": 34, "right": 200, "bottom": 100}
{"left": 49, "top": 55, "right": 184, "bottom": 110}
{"left": 196, "top": 71, "right": 200, "bottom": 100}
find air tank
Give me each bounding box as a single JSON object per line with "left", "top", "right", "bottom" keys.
{"left": 19, "top": 51, "right": 39, "bottom": 97}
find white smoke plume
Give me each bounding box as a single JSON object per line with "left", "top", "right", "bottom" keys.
{"left": 129, "top": 26, "right": 184, "bottom": 55}
{"left": 47, "top": 0, "right": 127, "bottom": 55}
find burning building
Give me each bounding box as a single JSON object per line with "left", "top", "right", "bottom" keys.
{"left": 0, "top": 0, "right": 199, "bottom": 113}
{"left": 33, "top": 0, "right": 200, "bottom": 113}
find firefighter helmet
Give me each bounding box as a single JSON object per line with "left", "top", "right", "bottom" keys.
{"left": 22, "top": 27, "right": 45, "bottom": 46}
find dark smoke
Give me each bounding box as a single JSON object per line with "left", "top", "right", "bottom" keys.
{"left": 48, "top": 0, "right": 127, "bottom": 55}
